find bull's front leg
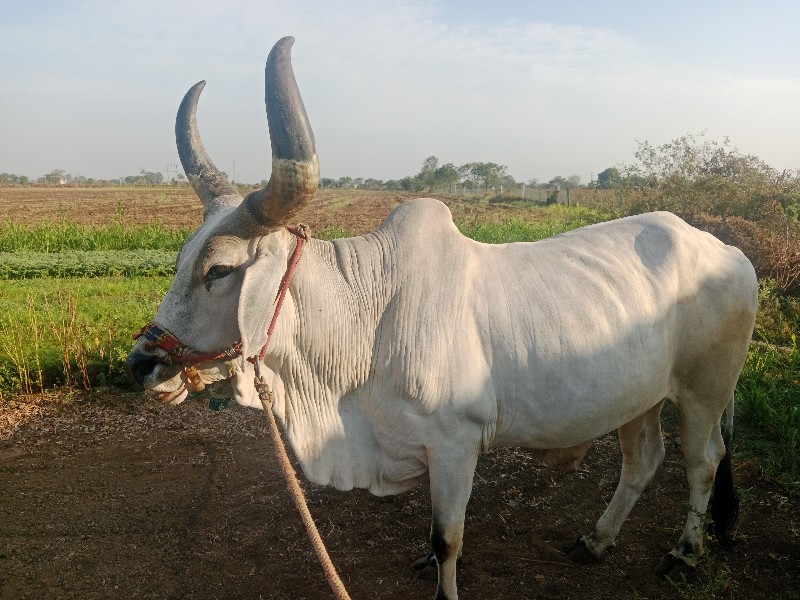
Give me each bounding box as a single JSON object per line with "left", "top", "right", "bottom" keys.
{"left": 426, "top": 443, "right": 480, "bottom": 600}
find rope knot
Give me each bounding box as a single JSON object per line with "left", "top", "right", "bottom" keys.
{"left": 287, "top": 223, "right": 311, "bottom": 241}
{"left": 254, "top": 375, "right": 275, "bottom": 406}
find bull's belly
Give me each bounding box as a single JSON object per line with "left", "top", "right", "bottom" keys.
{"left": 489, "top": 363, "right": 671, "bottom": 449}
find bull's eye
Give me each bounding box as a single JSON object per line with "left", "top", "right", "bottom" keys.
{"left": 203, "top": 264, "right": 235, "bottom": 288}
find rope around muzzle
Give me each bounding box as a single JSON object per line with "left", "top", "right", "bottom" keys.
{"left": 251, "top": 225, "right": 352, "bottom": 600}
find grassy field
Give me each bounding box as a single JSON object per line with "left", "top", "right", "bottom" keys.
{"left": 0, "top": 186, "right": 798, "bottom": 491}
{"left": 0, "top": 188, "right": 603, "bottom": 393}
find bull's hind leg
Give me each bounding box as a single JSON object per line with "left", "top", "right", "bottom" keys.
{"left": 567, "top": 400, "right": 666, "bottom": 563}
{"left": 655, "top": 393, "right": 735, "bottom": 576}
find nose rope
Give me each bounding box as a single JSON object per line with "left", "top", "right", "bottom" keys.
{"left": 248, "top": 226, "right": 351, "bottom": 600}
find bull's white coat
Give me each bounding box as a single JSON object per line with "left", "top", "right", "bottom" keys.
{"left": 131, "top": 197, "right": 757, "bottom": 599}
{"left": 127, "top": 35, "right": 758, "bottom": 600}
{"left": 228, "top": 200, "right": 755, "bottom": 495}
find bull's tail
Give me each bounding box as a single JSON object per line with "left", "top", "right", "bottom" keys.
{"left": 709, "top": 394, "right": 739, "bottom": 546}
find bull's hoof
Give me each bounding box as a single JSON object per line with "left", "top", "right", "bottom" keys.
{"left": 564, "top": 537, "right": 601, "bottom": 565}
{"left": 654, "top": 553, "right": 696, "bottom": 579}
{"left": 411, "top": 551, "right": 436, "bottom": 572}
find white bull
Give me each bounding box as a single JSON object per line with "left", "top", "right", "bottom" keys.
{"left": 127, "top": 37, "right": 758, "bottom": 600}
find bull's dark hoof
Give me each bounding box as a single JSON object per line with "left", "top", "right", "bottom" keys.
{"left": 564, "top": 537, "right": 601, "bottom": 565}
{"left": 655, "top": 553, "right": 696, "bottom": 579}
{"left": 411, "top": 551, "right": 436, "bottom": 572}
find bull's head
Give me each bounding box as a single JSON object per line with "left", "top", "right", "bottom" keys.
{"left": 126, "top": 37, "right": 318, "bottom": 405}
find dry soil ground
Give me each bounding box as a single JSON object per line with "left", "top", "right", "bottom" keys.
{"left": 0, "top": 186, "right": 552, "bottom": 232}
{"left": 1, "top": 392, "right": 798, "bottom": 600}
{"left": 0, "top": 187, "right": 798, "bottom": 599}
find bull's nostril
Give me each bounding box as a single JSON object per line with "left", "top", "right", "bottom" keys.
{"left": 126, "top": 352, "right": 160, "bottom": 384}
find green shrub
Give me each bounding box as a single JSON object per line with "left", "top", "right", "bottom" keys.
{"left": 0, "top": 250, "right": 177, "bottom": 279}
{"left": 754, "top": 279, "right": 800, "bottom": 346}
{"left": 617, "top": 134, "right": 800, "bottom": 222}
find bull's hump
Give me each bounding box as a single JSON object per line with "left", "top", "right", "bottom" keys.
{"left": 379, "top": 198, "right": 457, "bottom": 236}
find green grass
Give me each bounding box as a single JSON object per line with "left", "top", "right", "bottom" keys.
{"left": 735, "top": 338, "right": 800, "bottom": 492}
{"left": 457, "top": 205, "right": 607, "bottom": 243}
{"left": 0, "top": 219, "right": 192, "bottom": 252}
{"left": 0, "top": 276, "right": 170, "bottom": 394}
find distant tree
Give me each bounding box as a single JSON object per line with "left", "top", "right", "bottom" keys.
{"left": 321, "top": 177, "right": 337, "bottom": 188}
{"left": 500, "top": 174, "right": 517, "bottom": 190}
{"left": 566, "top": 174, "right": 581, "bottom": 189}
{"left": 140, "top": 170, "right": 164, "bottom": 185}
{"left": 597, "top": 167, "right": 621, "bottom": 189}
{"left": 434, "top": 163, "right": 460, "bottom": 191}
{"left": 337, "top": 176, "right": 353, "bottom": 189}
{"left": 0, "top": 172, "right": 29, "bottom": 185}
{"left": 362, "top": 178, "right": 384, "bottom": 189}
{"left": 44, "top": 169, "right": 68, "bottom": 184}
{"left": 122, "top": 170, "right": 164, "bottom": 185}
{"left": 458, "top": 163, "right": 478, "bottom": 188}
{"left": 548, "top": 176, "right": 567, "bottom": 188}
{"left": 470, "top": 162, "right": 507, "bottom": 191}
{"left": 399, "top": 176, "right": 418, "bottom": 191}
{"left": 416, "top": 155, "right": 439, "bottom": 191}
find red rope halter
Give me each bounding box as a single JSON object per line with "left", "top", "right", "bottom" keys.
{"left": 133, "top": 225, "right": 308, "bottom": 368}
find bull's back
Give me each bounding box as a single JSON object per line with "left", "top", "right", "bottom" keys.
{"left": 373, "top": 202, "right": 755, "bottom": 447}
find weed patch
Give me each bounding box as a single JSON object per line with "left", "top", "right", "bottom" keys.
{"left": 0, "top": 277, "right": 170, "bottom": 395}
{"left": 736, "top": 339, "right": 800, "bottom": 492}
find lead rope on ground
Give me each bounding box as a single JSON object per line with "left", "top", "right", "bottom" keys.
{"left": 252, "top": 224, "right": 352, "bottom": 600}
{"left": 256, "top": 374, "right": 352, "bottom": 600}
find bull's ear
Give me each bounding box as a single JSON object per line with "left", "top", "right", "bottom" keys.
{"left": 236, "top": 235, "right": 291, "bottom": 359}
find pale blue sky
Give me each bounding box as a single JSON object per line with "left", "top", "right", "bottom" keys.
{"left": 1, "top": 0, "right": 798, "bottom": 184}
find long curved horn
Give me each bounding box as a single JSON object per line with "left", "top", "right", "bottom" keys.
{"left": 244, "top": 36, "right": 319, "bottom": 228}
{"left": 176, "top": 81, "right": 239, "bottom": 213}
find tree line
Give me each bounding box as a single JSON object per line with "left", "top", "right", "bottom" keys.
{"left": 2, "top": 159, "right": 610, "bottom": 192}
{"left": 0, "top": 168, "right": 172, "bottom": 187}
{"left": 321, "top": 156, "right": 592, "bottom": 193}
